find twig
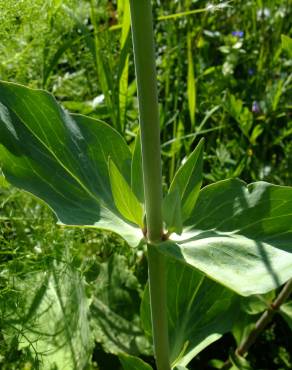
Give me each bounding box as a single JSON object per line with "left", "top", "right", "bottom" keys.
{"left": 222, "top": 279, "right": 292, "bottom": 369}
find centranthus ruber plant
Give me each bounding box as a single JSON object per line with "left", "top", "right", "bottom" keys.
{"left": 0, "top": 1, "right": 292, "bottom": 370}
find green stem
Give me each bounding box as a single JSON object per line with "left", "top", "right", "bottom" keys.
{"left": 129, "top": 1, "right": 170, "bottom": 369}
{"left": 147, "top": 245, "right": 171, "bottom": 370}
{"left": 129, "top": 0, "right": 163, "bottom": 243}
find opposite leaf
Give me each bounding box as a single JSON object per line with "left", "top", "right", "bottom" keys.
{"left": 169, "top": 138, "right": 204, "bottom": 221}
{"left": 163, "top": 187, "right": 183, "bottom": 235}
{"left": 0, "top": 81, "right": 142, "bottom": 247}
{"left": 109, "top": 158, "right": 144, "bottom": 227}
{"left": 119, "top": 353, "right": 153, "bottom": 370}
{"left": 156, "top": 179, "right": 292, "bottom": 296}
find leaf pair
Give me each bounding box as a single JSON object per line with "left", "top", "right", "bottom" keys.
{"left": 0, "top": 80, "right": 204, "bottom": 240}
{"left": 1, "top": 82, "right": 292, "bottom": 298}
{"left": 1, "top": 81, "right": 292, "bottom": 368}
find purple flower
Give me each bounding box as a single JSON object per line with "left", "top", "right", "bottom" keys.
{"left": 232, "top": 31, "right": 244, "bottom": 38}
{"left": 248, "top": 68, "right": 255, "bottom": 76}
{"left": 252, "top": 101, "right": 261, "bottom": 114}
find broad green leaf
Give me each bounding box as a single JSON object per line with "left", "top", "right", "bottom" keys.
{"left": 163, "top": 187, "right": 183, "bottom": 235}
{"left": 0, "top": 81, "right": 143, "bottom": 247}
{"left": 169, "top": 138, "right": 204, "bottom": 221}
{"left": 141, "top": 257, "right": 236, "bottom": 367}
{"left": 156, "top": 179, "right": 292, "bottom": 296}
{"left": 280, "top": 301, "right": 292, "bottom": 331}
{"left": 109, "top": 158, "right": 144, "bottom": 227}
{"left": 8, "top": 264, "right": 93, "bottom": 370}
{"left": 174, "top": 366, "right": 189, "bottom": 370}
{"left": 119, "top": 353, "right": 153, "bottom": 370}
{"left": 131, "top": 130, "right": 144, "bottom": 203}
{"left": 91, "top": 254, "right": 151, "bottom": 356}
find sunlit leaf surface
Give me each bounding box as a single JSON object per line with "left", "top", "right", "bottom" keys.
{"left": 157, "top": 179, "right": 292, "bottom": 296}
{"left": 0, "top": 81, "right": 143, "bottom": 247}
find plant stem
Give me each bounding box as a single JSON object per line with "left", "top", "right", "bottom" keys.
{"left": 222, "top": 279, "right": 292, "bottom": 369}
{"left": 147, "top": 245, "right": 171, "bottom": 370}
{"left": 129, "top": 0, "right": 163, "bottom": 243}
{"left": 129, "top": 1, "right": 170, "bottom": 369}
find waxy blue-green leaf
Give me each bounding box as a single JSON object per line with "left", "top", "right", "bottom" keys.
{"left": 163, "top": 187, "right": 183, "bottom": 235}
{"left": 156, "top": 179, "right": 292, "bottom": 296}
{"left": 169, "top": 138, "right": 204, "bottom": 221}
{"left": 109, "top": 158, "right": 144, "bottom": 227}
{"left": 141, "top": 258, "right": 236, "bottom": 367}
{"left": 119, "top": 353, "right": 153, "bottom": 370}
{"left": 0, "top": 81, "right": 142, "bottom": 247}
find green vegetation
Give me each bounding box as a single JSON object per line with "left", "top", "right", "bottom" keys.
{"left": 0, "top": 0, "right": 292, "bottom": 369}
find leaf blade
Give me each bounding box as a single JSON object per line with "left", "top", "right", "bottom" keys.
{"left": 0, "top": 81, "right": 142, "bottom": 247}
{"left": 156, "top": 179, "right": 292, "bottom": 296}
{"left": 109, "top": 158, "right": 144, "bottom": 227}
{"left": 169, "top": 138, "right": 204, "bottom": 221}
{"left": 141, "top": 257, "right": 236, "bottom": 367}
{"left": 162, "top": 188, "right": 183, "bottom": 235}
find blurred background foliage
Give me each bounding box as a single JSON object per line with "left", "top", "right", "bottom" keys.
{"left": 0, "top": 0, "right": 291, "bottom": 369}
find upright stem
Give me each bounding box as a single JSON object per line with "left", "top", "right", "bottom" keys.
{"left": 129, "top": 1, "right": 170, "bottom": 369}
{"left": 129, "top": 0, "right": 163, "bottom": 243}
{"left": 147, "top": 245, "right": 170, "bottom": 370}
